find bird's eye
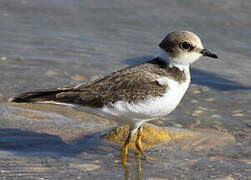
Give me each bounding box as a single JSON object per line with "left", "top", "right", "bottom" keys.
{"left": 181, "top": 42, "right": 191, "bottom": 50}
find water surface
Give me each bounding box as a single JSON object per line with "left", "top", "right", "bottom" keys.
{"left": 0, "top": 0, "right": 250, "bottom": 179}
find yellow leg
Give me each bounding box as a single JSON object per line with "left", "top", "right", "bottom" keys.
{"left": 135, "top": 125, "right": 155, "bottom": 161}
{"left": 135, "top": 125, "right": 144, "bottom": 154}
{"left": 121, "top": 130, "right": 132, "bottom": 167}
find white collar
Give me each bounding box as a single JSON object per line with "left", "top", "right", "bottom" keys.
{"left": 158, "top": 49, "right": 190, "bottom": 72}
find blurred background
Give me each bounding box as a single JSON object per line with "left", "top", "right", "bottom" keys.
{"left": 0, "top": 0, "right": 250, "bottom": 179}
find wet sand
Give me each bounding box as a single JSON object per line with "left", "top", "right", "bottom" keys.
{"left": 0, "top": 0, "right": 251, "bottom": 179}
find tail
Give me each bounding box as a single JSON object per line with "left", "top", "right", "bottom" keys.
{"left": 9, "top": 87, "right": 73, "bottom": 103}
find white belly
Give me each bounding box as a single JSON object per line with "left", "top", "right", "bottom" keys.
{"left": 101, "top": 78, "right": 190, "bottom": 122}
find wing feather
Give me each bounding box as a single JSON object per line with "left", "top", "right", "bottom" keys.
{"left": 56, "top": 65, "right": 167, "bottom": 107}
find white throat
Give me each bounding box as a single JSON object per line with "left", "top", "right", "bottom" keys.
{"left": 158, "top": 49, "right": 190, "bottom": 72}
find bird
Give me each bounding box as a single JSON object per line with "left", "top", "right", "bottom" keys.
{"left": 9, "top": 31, "right": 218, "bottom": 166}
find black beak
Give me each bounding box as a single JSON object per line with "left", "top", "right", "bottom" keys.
{"left": 200, "top": 49, "right": 218, "bottom": 59}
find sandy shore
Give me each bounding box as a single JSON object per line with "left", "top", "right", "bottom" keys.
{"left": 0, "top": 0, "right": 250, "bottom": 179}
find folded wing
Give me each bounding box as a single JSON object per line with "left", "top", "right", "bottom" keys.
{"left": 9, "top": 62, "right": 168, "bottom": 107}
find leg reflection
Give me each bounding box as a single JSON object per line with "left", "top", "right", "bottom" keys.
{"left": 135, "top": 152, "right": 142, "bottom": 180}
{"left": 122, "top": 152, "right": 143, "bottom": 180}
{"left": 123, "top": 164, "right": 129, "bottom": 180}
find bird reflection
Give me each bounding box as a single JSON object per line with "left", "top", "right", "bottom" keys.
{"left": 123, "top": 152, "right": 143, "bottom": 180}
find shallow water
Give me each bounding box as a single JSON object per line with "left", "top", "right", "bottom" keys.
{"left": 0, "top": 0, "right": 250, "bottom": 179}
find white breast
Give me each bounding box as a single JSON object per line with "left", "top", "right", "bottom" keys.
{"left": 101, "top": 74, "right": 190, "bottom": 122}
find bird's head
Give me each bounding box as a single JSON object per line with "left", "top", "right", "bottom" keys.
{"left": 159, "top": 31, "right": 218, "bottom": 65}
